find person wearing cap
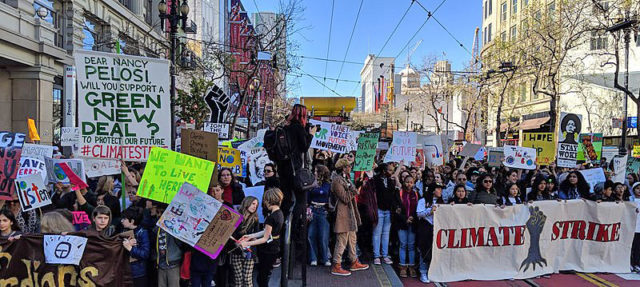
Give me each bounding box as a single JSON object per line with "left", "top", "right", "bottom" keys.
{"left": 330, "top": 158, "right": 369, "bottom": 276}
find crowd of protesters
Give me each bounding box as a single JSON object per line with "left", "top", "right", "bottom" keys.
{"left": 1, "top": 103, "right": 640, "bottom": 286}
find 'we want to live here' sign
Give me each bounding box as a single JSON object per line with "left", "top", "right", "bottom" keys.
{"left": 75, "top": 50, "right": 171, "bottom": 161}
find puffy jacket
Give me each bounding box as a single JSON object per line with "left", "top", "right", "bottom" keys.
{"left": 129, "top": 226, "right": 150, "bottom": 278}
{"left": 153, "top": 226, "right": 184, "bottom": 268}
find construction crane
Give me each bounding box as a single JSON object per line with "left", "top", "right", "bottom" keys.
{"left": 406, "top": 39, "right": 423, "bottom": 68}
{"left": 470, "top": 27, "right": 480, "bottom": 72}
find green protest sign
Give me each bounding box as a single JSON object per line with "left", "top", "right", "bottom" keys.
{"left": 354, "top": 133, "right": 379, "bottom": 171}
{"left": 137, "top": 147, "right": 215, "bottom": 203}
{"left": 577, "top": 133, "right": 603, "bottom": 161}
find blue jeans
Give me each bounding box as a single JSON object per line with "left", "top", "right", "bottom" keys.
{"left": 372, "top": 209, "right": 391, "bottom": 258}
{"left": 308, "top": 206, "right": 330, "bottom": 263}
{"left": 190, "top": 271, "right": 213, "bottom": 287}
{"left": 398, "top": 227, "right": 416, "bottom": 266}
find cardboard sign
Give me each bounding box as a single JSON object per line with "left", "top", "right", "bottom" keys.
{"left": 422, "top": 135, "right": 444, "bottom": 167}
{"left": 579, "top": 168, "right": 606, "bottom": 194}
{"left": 203, "top": 122, "right": 230, "bottom": 139}
{"left": 248, "top": 148, "right": 272, "bottom": 185}
{"left": 45, "top": 158, "right": 86, "bottom": 184}
{"left": 556, "top": 112, "right": 582, "bottom": 168}
{"left": 21, "top": 143, "right": 53, "bottom": 161}
{"left": 217, "top": 147, "right": 242, "bottom": 176}
{"left": 84, "top": 159, "right": 121, "bottom": 178}
{"left": 43, "top": 235, "right": 88, "bottom": 265}
{"left": 354, "top": 132, "right": 379, "bottom": 171}
{"left": 503, "top": 145, "right": 537, "bottom": 170}
{"left": 521, "top": 133, "right": 555, "bottom": 165}
{"left": 460, "top": 143, "right": 482, "bottom": 158}
{"left": 195, "top": 204, "right": 243, "bottom": 259}
{"left": 72, "top": 211, "right": 91, "bottom": 225}
{"left": 58, "top": 162, "right": 88, "bottom": 191}
{"left": 17, "top": 157, "right": 47, "bottom": 183}
{"left": 60, "top": 127, "right": 81, "bottom": 147}
{"left": 14, "top": 173, "right": 51, "bottom": 211}
{"left": 75, "top": 50, "right": 171, "bottom": 161}
{"left": 181, "top": 129, "right": 219, "bottom": 162}
{"left": 384, "top": 131, "right": 417, "bottom": 163}
{"left": 611, "top": 155, "right": 628, "bottom": 183}
{"left": 309, "top": 120, "right": 351, "bottom": 154}
{"left": 487, "top": 147, "right": 504, "bottom": 167}
{"left": 137, "top": 147, "right": 215, "bottom": 203}
{"left": 27, "top": 118, "right": 40, "bottom": 141}
{"left": 577, "top": 133, "right": 603, "bottom": 161}
{"left": 0, "top": 132, "right": 26, "bottom": 200}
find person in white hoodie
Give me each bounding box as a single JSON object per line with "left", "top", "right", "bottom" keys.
{"left": 631, "top": 182, "right": 640, "bottom": 273}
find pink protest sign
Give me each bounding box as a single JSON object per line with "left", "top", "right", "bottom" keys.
{"left": 72, "top": 211, "right": 91, "bottom": 225}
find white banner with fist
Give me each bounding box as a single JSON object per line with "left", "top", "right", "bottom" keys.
{"left": 429, "top": 200, "right": 637, "bottom": 282}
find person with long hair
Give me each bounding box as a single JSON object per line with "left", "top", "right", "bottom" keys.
{"left": 613, "top": 182, "right": 631, "bottom": 201}
{"left": 502, "top": 183, "right": 523, "bottom": 205}
{"left": 330, "top": 159, "right": 369, "bottom": 276}
{"left": 308, "top": 165, "right": 332, "bottom": 266}
{"left": 91, "top": 205, "right": 115, "bottom": 237}
{"left": 469, "top": 174, "right": 500, "bottom": 204}
{"left": 229, "top": 196, "right": 260, "bottom": 287}
{"left": 371, "top": 163, "right": 399, "bottom": 265}
{"left": 546, "top": 176, "right": 558, "bottom": 198}
{"left": 558, "top": 171, "right": 593, "bottom": 200}
{"left": 449, "top": 184, "right": 470, "bottom": 204}
{"left": 416, "top": 183, "right": 445, "bottom": 283}
{"left": 0, "top": 208, "right": 21, "bottom": 239}
{"left": 394, "top": 174, "right": 419, "bottom": 278}
{"left": 219, "top": 168, "right": 245, "bottom": 207}
{"left": 239, "top": 188, "right": 285, "bottom": 287}
{"left": 40, "top": 210, "right": 75, "bottom": 233}
{"left": 527, "top": 175, "right": 555, "bottom": 202}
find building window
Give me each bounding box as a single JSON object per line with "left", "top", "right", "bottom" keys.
{"left": 512, "top": 0, "right": 518, "bottom": 14}
{"left": 519, "top": 83, "right": 527, "bottom": 102}
{"left": 501, "top": 1, "right": 508, "bottom": 21}
{"left": 485, "top": 1, "right": 488, "bottom": 19}
{"left": 590, "top": 30, "right": 608, "bottom": 50}
{"left": 523, "top": 0, "right": 528, "bottom": 6}
{"left": 119, "top": 0, "right": 134, "bottom": 11}
{"left": 501, "top": 31, "right": 507, "bottom": 42}
{"left": 521, "top": 20, "right": 528, "bottom": 37}
{"left": 484, "top": 27, "right": 488, "bottom": 44}
{"left": 52, "top": 77, "right": 63, "bottom": 145}
{"left": 33, "top": 0, "right": 63, "bottom": 48}
{"left": 488, "top": 23, "right": 493, "bottom": 42}
{"left": 489, "top": 0, "right": 493, "bottom": 15}
{"left": 548, "top": 1, "right": 556, "bottom": 20}
{"left": 511, "top": 25, "right": 517, "bottom": 39}
{"left": 82, "top": 17, "right": 109, "bottom": 51}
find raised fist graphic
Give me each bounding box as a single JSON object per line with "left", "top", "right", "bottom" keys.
{"left": 204, "top": 85, "right": 230, "bottom": 123}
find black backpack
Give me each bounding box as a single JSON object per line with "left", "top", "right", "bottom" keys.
{"left": 264, "top": 126, "right": 292, "bottom": 162}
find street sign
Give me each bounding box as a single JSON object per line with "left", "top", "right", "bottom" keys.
{"left": 628, "top": 117, "right": 637, "bottom": 128}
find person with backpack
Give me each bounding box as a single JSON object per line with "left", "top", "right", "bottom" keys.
{"left": 308, "top": 164, "right": 332, "bottom": 266}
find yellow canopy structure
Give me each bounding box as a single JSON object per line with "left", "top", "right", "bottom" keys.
{"left": 300, "top": 97, "right": 356, "bottom": 116}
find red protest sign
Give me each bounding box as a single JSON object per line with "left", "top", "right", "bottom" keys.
{"left": 58, "top": 162, "right": 88, "bottom": 191}
{"left": 0, "top": 132, "right": 26, "bottom": 200}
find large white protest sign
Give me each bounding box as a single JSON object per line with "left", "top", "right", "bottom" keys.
{"left": 60, "top": 127, "right": 81, "bottom": 147}
{"left": 43, "top": 235, "right": 88, "bottom": 265}
{"left": 14, "top": 173, "right": 52, "bottom": 211}
{"left": 611, "top": 155, "right": 628, "bottom": 183}
{"left": 75, "top": 50, "right": 171, "bottom": 161}
{"left": 21, "top": 144, "right": 54, "bottom": 160}
{"left": 421, "top": 135, "right": 444, "bottom": 166}
{"left": 203, "top": 122, "right": 230, "bottom": 139}
{"left": 579, "top": 168, "right": 606, "bottom": 193}
{"left": 309, "top": 120, "right": 350, "bottom": 154}
{"left": 429, "top": 200, "right": 636, "bottom": 282}
{"left": 503, "top": 145, "right": 537, "bottom": 170}
{"left": 84, "top": 159, "right": 121, "bottom": 178}
{"left": 601, "top": 146, "right": 619, "bottom": 165}
{"left": 237, "top": 129, "right": 267, "bottom": 153}
{"left": 45, "top": 158, "right": 86, "bottom": 184}
{"left": 17, "top": 157, "right": 47, "bottom": 183}
{"left": 556, "top": 112, "right": 582, "bottom": 168}
{"left": 384, "top": 131, "right": 417, "bottom": 163}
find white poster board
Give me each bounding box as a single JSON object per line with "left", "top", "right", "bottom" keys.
{"left": 579, "top": 168, "right": 606, "bottom": 194}
{"left": 14, "top": 173, "right": 52, "bottom": 211}
{"left": 21, "top": 144, "right": 54, "bottom": 160}
{"left": 309, "top": 120, "right": 350, "bottom": 154}
{"left": 203, "top": 122, "right": 230, "bottom": 139}
{"left": 384, "top": 131, "right": 417, "bottom": 163}
{"left": 43, "top": 235, "right": 88, "bottom": 265}
{"left": 556, "top": 112, "right": 582, "bottom": 168}
{"left": 84, "top": 159, "right": 122, "bottom": 178}
{"left": 75, "top": 50, "right": 171, "bottom": 161}
{"left": 17, "top": 157, "right": 47, "bottom": 183}
{"left": 422, "top": 135, "right": 444, "bottom": 167}
{"left": 45, "top": 158, "right": 86, "bottom": 184}
{"left": 503, "top": 145, "right": 537, "bottom": 170}
{"left": 60, "top": 127, "right": 81, "bottom": 147}
{"left": 612, "top": 155, "right": 628, "bottom": 183}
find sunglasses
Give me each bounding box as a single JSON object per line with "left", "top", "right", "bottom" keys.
{"left": 264, "top": 169, "right": 274, "bottom": 173}
{"left": 483, "top": 180, "right": 493, "bottom": 183}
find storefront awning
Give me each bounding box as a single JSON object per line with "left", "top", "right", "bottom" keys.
{"left": 301, "top": 97, "right": 356, "bottom": 116}
{"left": 500, "top": 117, "right": 550, "bottom": 132}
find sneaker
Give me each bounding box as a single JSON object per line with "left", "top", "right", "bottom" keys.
{"left": 331, "top": 263, "right": 352, "bottom": 276}
{"left": 310, "top": 261, "right": 317, "bottom": 266}
{"left": 350, "top": 259, "right": 370, "bottom": 271}
{"left": 373, "top": 258, "right": 381, "bottom": 265}
{"left": 324, "top": 261, "right": 332, "bottom": 267}
{"left": 273, "top": 258, "right": 281, "bottom": 268}
{"left": 383, "top": 257, "right": 393, "bottom": 265}
{"left": 420, "top": 274, "right": 430, "bottom": 283}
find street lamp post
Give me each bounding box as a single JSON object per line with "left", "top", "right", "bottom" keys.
{"left": 158, "top": 0, "right": 189, "bottom": 150}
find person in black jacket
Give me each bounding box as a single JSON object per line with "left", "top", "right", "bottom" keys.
{"left": 371, "top": 163, "right": 398, "bottom": 265}
{"left": 219, "top": 168, "right": 245, "bottom": 207}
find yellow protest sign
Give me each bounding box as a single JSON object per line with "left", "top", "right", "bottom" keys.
{"left": 27, "top": 118, "right": 40, "bottom": 141}
{"left": 521, "top": 133, "right": 555, "bottom": 165}
{"left": 137, "top": 147, "right": 215, "bottom": 203}
{"left": 633, "top": 145, "right": 640, "bottom": 158}
{"left": 218, "top": 147, "right": 242, "bottom": 176}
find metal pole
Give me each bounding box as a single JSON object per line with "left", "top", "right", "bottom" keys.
{"left": 621, "top": 16, "right": 630, "bottom": 155}
{"left": 169, "top": 1, "right": 178, "bottom": 151}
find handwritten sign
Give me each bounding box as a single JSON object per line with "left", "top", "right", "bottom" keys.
{"left": 579, "top": 168, "right": 606, "bottom": 194}
{"left": 14, "top": 173, "right": 51, "bottom": 211}
{"left": 487, "top": 147, "right": 504, "bottom": 167}
{"left": 346, "top": 131, "right": 364, "bottom": 152}
{"left": 601, "top": 146, "right": 619, "bottom": 165}
{"left": 384, "top": 131, "right": 417, "bottom": 163}
{"left": 0, "top": 132, "right": 25, "bottom": 200}
{"left": 58, "top": 162, "right": 88, "bottom": 191}
{"left": 18, "top": 157, "right": 47, "bottom": 183}
{"left": 203, "top": 122, "right": 230, "bottom": 140}
{"left": 611, "top": 155, "right": 628, "bottom": 183}
{"left": 217, "top": 147, "right": 242, "bottom": 176}
{"left": 578, "top": 133, "right": 603, "bottom": 161}
{"left": 248, "top": 149, "right": 272, "bottom": 185}
{"left": 45, "top": 158, "right": 86, "bottom": 184}
{"left": 21, "top": 144, "right": 54, "bottom": 160}
{"left": 43, "top": 235, "right": 88, "bottom": 265}
{"left": 195, "top": 204, "right": 243, "bottom": 259}
{"left": 459, "top": 143, "right": 482, "bottom": 158}
{"left": 84, "top": 159, "right": 121, "bottom": 178}
{"left": 72, "top": 211, "right": 91, "bottom": 225}
{"left": 354, "top": 133, "right": 379, "bottom": 171}
{"left": 422, "top": 135, "right": 444, "bottom": 167}
{"left": 521, "top": 133, "right": 555, "bottom": 165}
{"left": 137, "top": 147, "right": 215, "bottom": 204}
{"left": 502, "top": 145, "right": 537, "bottom": 170}
{"left": 309, "top": 120, "right": 351, "bottom": 154}
{"left": 60, "top": 127, "right": 81, "bottom": 147}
